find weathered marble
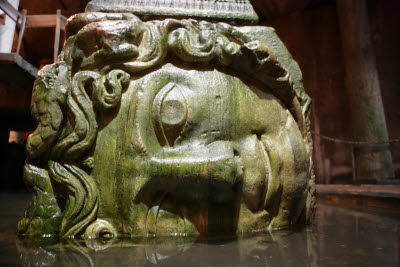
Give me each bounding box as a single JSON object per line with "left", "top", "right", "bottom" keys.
{"left": 18, "top": 5, "right": 315, "bottom": 238}
{"left": 86, "top": 0, "right": 259, "bottom": 25}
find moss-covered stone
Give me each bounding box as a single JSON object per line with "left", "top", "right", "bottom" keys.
{"left": 19, "top": 12, "right": 314, "bottom": 239}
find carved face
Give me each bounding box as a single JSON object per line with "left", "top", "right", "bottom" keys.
{"left": 91, "top": 64, "right": 310, "bottom": 236}
{"left": 19, "top": 14, "right": 314, "bottom": 239}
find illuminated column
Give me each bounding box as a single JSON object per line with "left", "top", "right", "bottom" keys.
{"left": 337, "top": 0, "right": 394, "bottom": 182}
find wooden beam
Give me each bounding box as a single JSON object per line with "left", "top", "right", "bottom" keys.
{"left": 25, "top": 14, "right": 67, "bottom": 30}
{"left": 0, "top": 0, "right": 21, "bottom": 25}
{"left": 0, "top": 52, "right": 37, "bottom": 78}
{"left": 53, "top": 9, "right": 61, "bottom": 63}
{"left": 16, "top": 9, "right": 26, "bottom": 54}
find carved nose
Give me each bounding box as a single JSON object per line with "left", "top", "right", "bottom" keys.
{"left": 148, "top": 140, "right": 240, "bottom": 203}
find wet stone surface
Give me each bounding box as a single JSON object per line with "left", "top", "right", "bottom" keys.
{"left": 1, "top": 193, "right": 399, "bottom": 266}
{"left": 21, "top": 13, "right": 315, "bottom": 237}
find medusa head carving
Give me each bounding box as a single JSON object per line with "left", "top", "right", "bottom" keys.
{"left": 18, "top": 12, "right": 315, "bottom": 238}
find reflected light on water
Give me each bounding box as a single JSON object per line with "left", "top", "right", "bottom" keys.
{"left": 1, "top": 194, "right": 399, "bottom": 266}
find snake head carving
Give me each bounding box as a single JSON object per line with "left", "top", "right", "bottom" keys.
{"left": 27, "top": 62, "right": 71, "bottom": 160}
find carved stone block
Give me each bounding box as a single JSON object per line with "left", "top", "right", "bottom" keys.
{"left": 18, "top": 10, "right": 315, "bottom": 238}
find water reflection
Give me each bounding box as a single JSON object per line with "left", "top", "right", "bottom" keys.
{"left": 16, "top": 230, "right": 318, "bottom": 266}
{"left": 4, "top": 201, "right": 400, "bottom": 266}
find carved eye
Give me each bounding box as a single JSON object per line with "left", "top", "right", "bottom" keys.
{"left": 152, "top": 83, "right": 187, "bottom": 147}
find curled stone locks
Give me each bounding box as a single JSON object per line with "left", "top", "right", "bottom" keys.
{"left": 18, "top": 12, "right": 315, "bottom": 239}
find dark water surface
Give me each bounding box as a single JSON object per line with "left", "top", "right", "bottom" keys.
{"left": 1, "top": 194, "right": 399, "bottom": 266}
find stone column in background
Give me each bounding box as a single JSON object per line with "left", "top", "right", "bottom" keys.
{"left": 337, "top": 0, "right": 395, "bottom": 182}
